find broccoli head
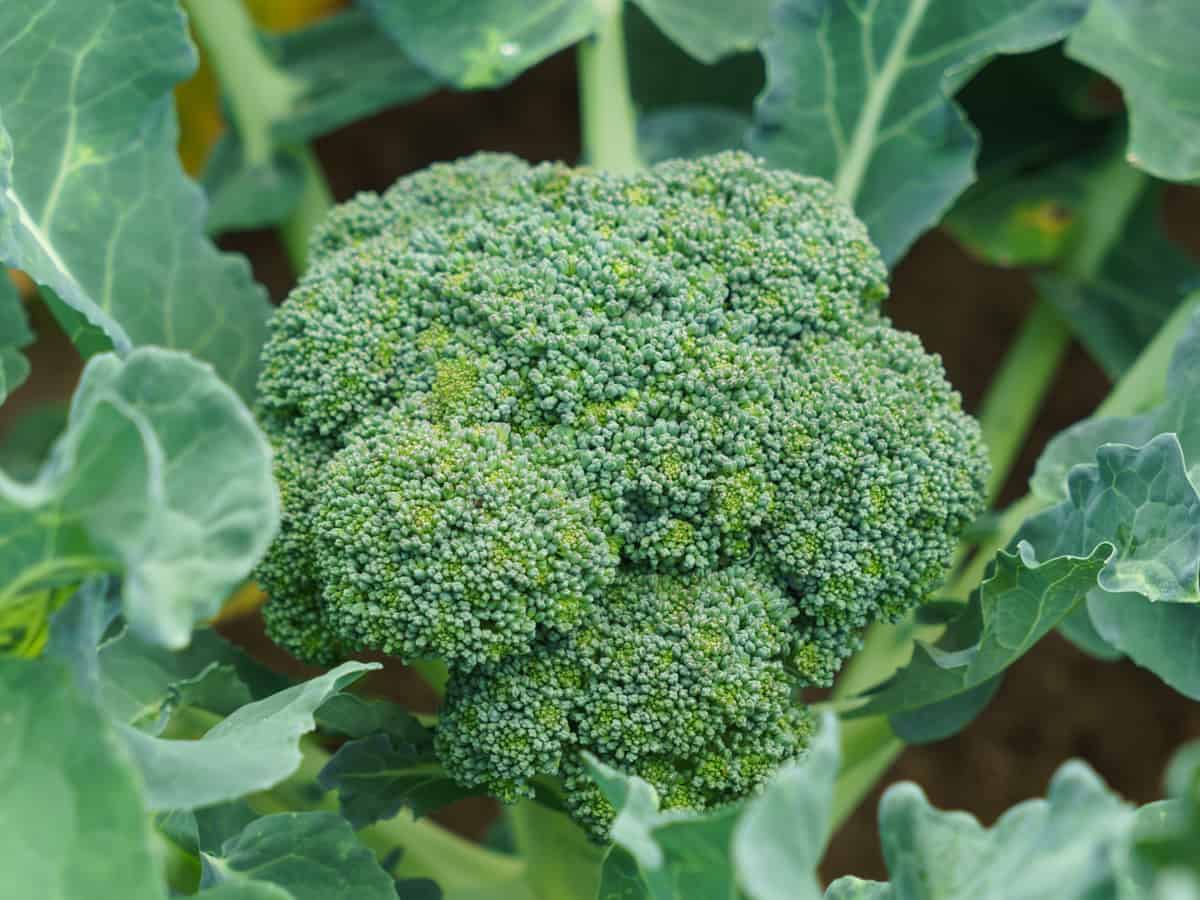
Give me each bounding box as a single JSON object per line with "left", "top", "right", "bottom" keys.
{"left": 255, "top": 151, "right": 988, "bottom": 837}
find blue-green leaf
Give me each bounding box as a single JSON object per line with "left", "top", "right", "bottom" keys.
{"left": 265, "top": 9, "right": 441, "bottom": 147}
{"left": 853, "top": 545, "right": 1106, "bottom": 717}
{"left": 202, "top": 137, "right": 306, "bottom": 235}
{"left": 1036, "top": 189, "right": 1200, "bottom": 381}
{"left": 624, "top": 3, "right": 763, "bottom": 115}
{"left": 638, "top": 108, "right": 752, "bottom": 164}
{"left": 0, "top": 349, "right": 279, "bottom": 648}
{"left": 0, "top": 657, "right": 163, "bottom": 900}
{"left": 362, "top": 0, "right": 595, "bottom": 89}
{"left": 0, "top": 275, "right": 31, "bottom": 405}
{"left": 633, "top": 0, "right": 769, "bottom": 63}
{"left": 732, "top": 715, "right": 838, "bottom": 900}
{"left": 199, "top": 812, "right": 395, "bottom": 900}
{"left": 1032, "top": 309, "right": 1200, "bottom": 502}
{"left": 317, "top": 735, "right": 472, "bottom": 828}
{"left": 119, "top": 660, "right": 376, "bottom": 811}
{"left": 1066, "top": 0, "right": 1200, "bottom": 182}
{"left": 825, "top": 761, "right": 1134, "bottom": 899}
{"left": 749, "top": 0, "right": 1090, "bottom": 265}
{"left": 888, "top": 675, "right": 1002, "bottom": 745}
{"left": 0, "top": 0, "right": 270, "bottom": 399}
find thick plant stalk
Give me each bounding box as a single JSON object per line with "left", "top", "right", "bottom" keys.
{"left": 578, "top": 0, "right": 641, "bottom": 173}
{"left": 183, "top": 0, "right": 334, "bottom": 272}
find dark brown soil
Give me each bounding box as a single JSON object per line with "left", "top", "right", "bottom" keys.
{"left": 6, "top": 47, "right": 1200, "bottom": 884}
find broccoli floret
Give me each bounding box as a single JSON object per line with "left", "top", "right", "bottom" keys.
{"left": 255, "top": 151, "right": 988, "bottom": 836}
{"left": 435, "top": 567, "right": 815, "bottom": 840}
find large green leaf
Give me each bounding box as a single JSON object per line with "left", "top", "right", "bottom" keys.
{"left": 0, "top": 401, "right": 67, "bottom": 483}
{"left": 0, "top": 657, "right": 163, "bottom": 900}
{"left": 0, "top": 0, "right": 270, "bottom": 399}
{"left": 943, "top": 160, "right": 1087, "bottom": 268}
{"left": 633, "top": 0, "right": 769, "bottom": 63}
{"left": 199, "top": 812, "right": 395, "bottom": 900}
{"left": 624, "top": 3, "right": 763, "bottom": 115}
{"left": 362, "top": 0, "right": 596, "bottom": 89}
{"left": 590, "top": 714, "right": 838, "bottom": 900}
{"left": 265, "top": 9, "right": 441, "bottom": 147}
{"left": 825, "top": 761, "right": 1134, "bottom": 899}
{"left": 731, "top": 716, "right": 838, "bottom": 900}
{"left": 119, "top": 660, "right": 375, "bottom": 811}
{"left": 1021, "top": 436, "right": 1200, "bottom": 606}
{"left": 861, "top": 418, "right": 1200, "bottom": 719}
{"left": 317, "top": 735, "right": 471, "bottom": 828}
{"left": 1036, "top": 189, "right": 1200, "bottom": 380}
{"left": 1027, "top": 307, "right": 1200, "bottom": 694}
{"left": 749, "top": 0, "right": 1090, "bottom": 265}
{"left": 0, "top": 349, "right": 279, "bottom": 648}
{"left": 853, "top": 544, "right": 1106, "bottom": 719}
{"left": 0, "top": 275, "right": 31, "bottom": 405}
{"left": 1032, "top": 305, "right": 1200, "bottom": 502}
{"left": 1066, "top": 0, "right": 1200, "bottom": 182}
{"left": 202, "top": 9, "right": 442, "bottom": 235}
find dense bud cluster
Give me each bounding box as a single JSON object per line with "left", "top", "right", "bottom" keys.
{"left": 256, "top": 151, "right": 988, "bottom": 837}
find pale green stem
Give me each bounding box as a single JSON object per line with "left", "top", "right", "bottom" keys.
{"left": 975, "top": 302, "right": 1072, "bottom": 502}
{"left": 829, "top": 717, "right": 902, "bottom": 832}
{"left": 577, "top": 0, "right": 641, "bottom": 173}
{"left": 508, "top": 799, "right": 605, "bottom": 900}
{"left": 183, "top": 0, "right": 332, "bottom": 272}
{"left": 278, "top": 146, "right": 335, "bottom": 272}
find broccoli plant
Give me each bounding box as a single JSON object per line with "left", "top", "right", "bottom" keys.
{"left": 1, "top": 1, "right": 1200, "bottom": 899}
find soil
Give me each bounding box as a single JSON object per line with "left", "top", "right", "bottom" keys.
{"left": 6, "top": 48, "right": 1200, "bottom": 883}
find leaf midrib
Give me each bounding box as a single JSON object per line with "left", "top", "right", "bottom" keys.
{"left": 834, "top": 0, "right": 931, "bottom": 205}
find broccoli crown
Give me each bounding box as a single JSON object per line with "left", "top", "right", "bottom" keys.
{"left": 255, "top": 151, "right": 988, "bottom": 834}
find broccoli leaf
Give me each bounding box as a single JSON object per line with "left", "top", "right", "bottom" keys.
{"left": 632, "top": 0, "right": 769, "bottom": 63}
{"left": 1066, "top": 0, "right": 1200, "bottom": 182}
{"left": 862, "top": 430, "right": 1200, "bottom": 719}
{"left": 202, "top": 9, "right": 442, "bottom": 235}
{"left": 314, "top": 692, "right": 474, "bottom": 827}
{"left": 202, "top": 137, "right": 307, "bottom": 235}
{"left": 0, "top": 349, "right": 279, "bottom": 649}
{"left": 1032, "top": 302, "right": 1200, "bottom": 502}
{"left": 0, "top": 0, "right": 270, "bottom": 400}
{"left": 943, "top": 159, "right": 1088, "bottom": 268}
{"left": 0, "top": 401, "right": 67, "bottom": 484}
{"left": 1036, "top": 189, "right": 1200, "bottom": 380}
{"left": 361, "top": 0, "right": 595, "bottom": 89}
{"left": 264, "top": 9, "right": 442, "bottom": 147}
{"left": 89, "top": 623, "right": 288, "bottom": 734}
{"left": 198, "top": 812, "right": 396, "bottom": 900}
{"left": 119, "top": 660, "right": 376, "bottom": 811}
{"left": 853, "top": 544, "right": 1106, "bottom": 719}
{"left": 590, "top": 714, "right": 838, "bottom": 900}
{"left": 0, "top": 657, "right": 163, "bottom": 900}
{"left": 749, "top": 0, "right": 1090, "bottom": 265}
{"left": 0, "top": 274, "right": 31, "bottom": 406}
{"left": 1024, "top": 302, "right": 1200, "bottom": 692}
{"left": 824, "top": 762, "right": 1134, "bottom": 900}
{"left": 318, "top": 735, "right": 474, "bottom": 828}
{"left": 637, "top": 107, "right": 753, "bottom": 164}
{"left": 624, "top": 3, "right": 763, "bottom": 115}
